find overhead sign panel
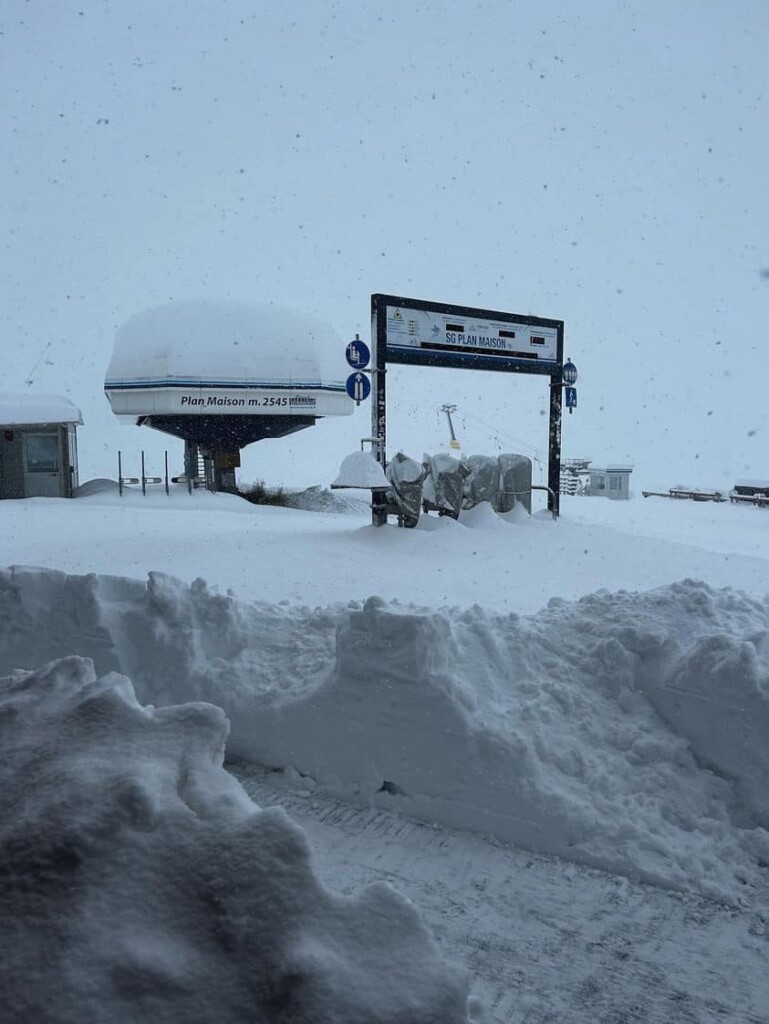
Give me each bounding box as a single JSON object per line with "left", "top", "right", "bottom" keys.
{"left": 385, "top": 305, "right": 558, "bottom": 363}
{"left": 372, "top": 294, "right": 563, "bottom": 375}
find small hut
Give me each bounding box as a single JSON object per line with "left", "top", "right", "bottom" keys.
{"left": 0, "top": 393, "right": 83, "bottom": 499}
{"left": 587, "top": 465, "right": 633, "bottom": 500}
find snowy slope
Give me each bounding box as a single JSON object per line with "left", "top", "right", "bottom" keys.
{"left": 2, "top": 491, "right": 769, "bottom": 1021}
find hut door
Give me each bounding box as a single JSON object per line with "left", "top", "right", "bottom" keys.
{"left": 23, "top": 432, "right": 62, "bottom": 497}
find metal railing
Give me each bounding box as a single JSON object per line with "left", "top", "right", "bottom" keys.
{"left": 530, "top": 484, "right": 558, "bottom": 520}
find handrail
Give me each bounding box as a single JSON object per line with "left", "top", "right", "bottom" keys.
{"left": 531, "top": 484, "right": 558, "bottom": 520}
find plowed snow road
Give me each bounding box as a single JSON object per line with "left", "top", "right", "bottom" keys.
{"left": 233, "top": 761, "right": 769, "bottom": 1024}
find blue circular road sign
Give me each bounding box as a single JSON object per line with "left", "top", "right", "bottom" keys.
{"left": 345, "top": 338, "right": 371, "bottom": 369}
{"left": 345, "top": 372, "right": 371, "bottom": 403}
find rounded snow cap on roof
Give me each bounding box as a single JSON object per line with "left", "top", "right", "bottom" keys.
{"left": 106, "top": 300, "right": 346, "bottom": 386}
{"left": 0, "top": 392, "right": 83, "bottom": 426}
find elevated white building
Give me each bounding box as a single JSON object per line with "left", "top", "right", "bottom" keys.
{"left": 104, "top": 300, "right": 353, "bottom": 490}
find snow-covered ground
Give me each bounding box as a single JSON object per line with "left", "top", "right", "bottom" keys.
{"left": 2, "top": 488, "right": 769, "bottom": 1021}
{"left": 3, "top": 484, "right": 769, "bottom": 613}
{"left": 1, "top": 656, "right": 468, "bottom": 1024}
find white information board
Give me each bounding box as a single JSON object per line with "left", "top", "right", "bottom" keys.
{"left": 384, "top": 304, "right": 558, "bottom": 365}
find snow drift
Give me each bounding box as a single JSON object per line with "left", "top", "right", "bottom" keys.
{"left": 1, "top": 566, "right": 768, "bottom": 906}
{"left": 0, "top": 655, "right": 470, "bottom": 1023}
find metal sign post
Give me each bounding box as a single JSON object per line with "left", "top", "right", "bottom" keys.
{"left": 371, "top": 309, "right": 389, "bottom": 526}
{"left": 548, "top": 374, "right": 563, "bottom": 511}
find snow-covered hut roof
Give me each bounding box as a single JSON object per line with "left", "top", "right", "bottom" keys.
{"left": 0, "top": 392, "right": 83, "bottom": 426}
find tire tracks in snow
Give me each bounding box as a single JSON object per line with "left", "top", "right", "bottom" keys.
{"left": 232, "top": 761, "right": 769, "bottom": 1024}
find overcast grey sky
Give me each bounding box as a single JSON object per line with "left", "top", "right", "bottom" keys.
{"left": 2, "top": 0, "right": 768, "bottom": 488}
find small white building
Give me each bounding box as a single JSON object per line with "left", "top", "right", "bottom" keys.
{"left": 0, "top": 393, "right": 83, "bottom": 499}
{"left": 587, "top": 465, "right": 633, "bottom": 500}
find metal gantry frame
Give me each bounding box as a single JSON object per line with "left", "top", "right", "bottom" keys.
{"left": 369, "top": 293, "right": 566, "bottom": 526}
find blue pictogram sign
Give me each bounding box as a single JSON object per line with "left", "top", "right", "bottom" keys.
{"left": 565, "top": 386, "right": 577, "bottom": 409}
{"left": 346, "top": 372, "right": 371, "bottom": 403}
{"left": 345, "top": 338, "right": 371, "bottom": 369}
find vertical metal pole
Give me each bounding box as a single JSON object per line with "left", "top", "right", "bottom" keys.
{"left": 183, "top": 439, "right": 193, "bottom": 494}
{"left": 183, "top": 440, "right": 193, "bottom": 482}
{"left": 547, "top": 377, "right": 562, "bottom": 518}
{"left": 118, "top": 451, "right": 122, "bottom": 497}
{"left": 141, "top": 450, "right": 146, "bottom": 496}
{"left": 371, "top": 298, "right": 388, "bottom": 526}
{"left": 164, "top": 450, "right": 169, "bottom": 495}
{"left": 441, "top": 403, "right": 458, "bottom": 444}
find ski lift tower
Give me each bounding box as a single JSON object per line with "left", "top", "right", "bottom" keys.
{"left": 104, "top": 300, "right": 353, "bottom": 492}
{"left": 441, "top": 404, "right": 461, "bottom": 450}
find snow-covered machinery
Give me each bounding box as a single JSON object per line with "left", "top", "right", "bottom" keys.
{"left": 104, "top": 300, "right": 353, "bottom": 491}
{"left": 379, "top": 451, "right": 533, "bottom": 527}
{"left": 463, "top": 455, "right": 500, "bottom": 509}
{"left": 421, "top": 453, "right": 470, "bottom": 519}
{"left": 496, "top": 453, "right": 532, "bottom": 514}
{"left": 384, "top": 452, "right": 426, "bottom": 528}
{"left": 463, "top": 453, "right": 532, "bottom": 514}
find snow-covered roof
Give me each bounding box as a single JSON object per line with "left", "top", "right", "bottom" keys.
{"left": 105, "top": 300, "right": 347, "bottom": 387}
{"left": 0, "top": 391, "right": 83, "bottom": 426}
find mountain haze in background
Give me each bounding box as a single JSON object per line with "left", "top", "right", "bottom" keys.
{"left": 3, "top": 0, "right": 767, "bottom": 490}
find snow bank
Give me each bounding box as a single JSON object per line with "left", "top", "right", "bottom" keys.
{"left": 282, "top": 485, "right": 370, "bottom": 515}
{"left": 0, "top": 655, "right": 470, "bottom": 1023}
{"left": 1, "top": 567, "right": 768, "bottom": 905}
{"left": 106, "top": 300, "right": 347, "bottom": 386}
